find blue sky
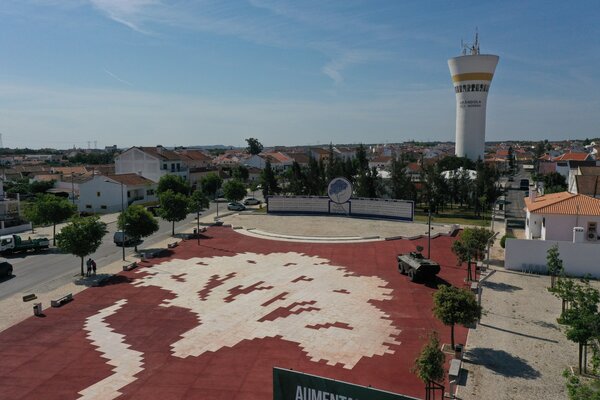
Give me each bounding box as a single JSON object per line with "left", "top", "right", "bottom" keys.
{"left": 1, "top": 0, "right": 600, "bottom": 149}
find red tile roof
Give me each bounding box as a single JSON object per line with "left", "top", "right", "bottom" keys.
{"left": 525, "top": 191, "right": 600, "bottom": 216}
{"left": 554, "top": 152, "right": 591, "bottom": 161}
{"left": 138, "top": 146, "right": 182, "bottom": 161}
{"left": 106, "top": 173, "right": 155, "bottom": 186}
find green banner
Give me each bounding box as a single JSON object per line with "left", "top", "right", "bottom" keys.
{"left": 273, "top": 367, "right": 419, "bottom": 400}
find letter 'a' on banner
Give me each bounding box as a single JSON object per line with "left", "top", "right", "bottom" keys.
{"left": 273, "top": 367, "right": 419, "bottom": 400}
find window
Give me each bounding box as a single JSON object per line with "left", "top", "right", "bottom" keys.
{"left": 86, "top": 204, "right": 92, "bottom": 209}
{"left": 96, "top": 192, "right": 101, "bottom": 197}
{"left": 147, "top": 189, "right": 155, "bottom": 196}
{"left": 176, "top": 163, "right": 180, "bottom": 171}
{"left": 163, "top": 163, "right": 167, "bottom": 170}
{"left": 127, "top": 191, "right": 131, "bottom": 198}
{"left": 100, "top": 205, "right": 107, "bottom": 210}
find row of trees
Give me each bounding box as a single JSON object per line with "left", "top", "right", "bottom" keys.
{"left": 29, "top": 172, "right": 233, "bottom": 276}
{"left": 545, "top": 245, "right": 600, "bottom": 398}
{"left": 260, "top": 144, "right": 500, "bottom": 217}
{"left": 413, "top": 283, "right": 482, "bottom": 398}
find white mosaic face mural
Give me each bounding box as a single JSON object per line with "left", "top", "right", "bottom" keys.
{"left": 134, "top": 252, "right": 400, "bottom": 369}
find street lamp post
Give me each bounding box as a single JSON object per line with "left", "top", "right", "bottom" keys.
{"left": 120, "top": 181, "right": 125, "bottom": 261}
{"left": 427, "top": 203, "right": 432, "bottom": 259}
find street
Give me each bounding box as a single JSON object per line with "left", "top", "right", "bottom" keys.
{"left": 0, "top": 202, "right": 221, "bottom": 301}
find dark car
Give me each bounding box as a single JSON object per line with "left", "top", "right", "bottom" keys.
{"left": 146, "top": 205, "right": 160, "bottom": 216}
{"left": 227, "top": 202, "right": 246, "bottom": 211}
{"left": 0, "top": 261, "right": 13, "bottom": 278}
{"left": 519, "top": 179, "right": 530, "bottom": 190}
{"left": 114, "top": 231, "right": 136, "bottom": 246}
{"left": 243, "top": 197, "right": 261, "bottom": 205}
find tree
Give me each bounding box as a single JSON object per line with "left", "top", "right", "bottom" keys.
{"left": 412, "top": 331, "right": 445, "bottom": 399}
{"left": 432, "top": 285, "right": 482, "bottom": 349}
{"left": 222, "top": 179, "right": 247, "bottom": 202}
{"left": 158, "top": 190, "right": 190, "bottom": 236}
{"left": 157, "top": 174, "right": 190, "bottom": 196}
{"left": 199, "top": 173, "right": 223, "bottom": 198}
{"left": 563, "top": 369, "right": 600, "bottom": 400}
{"left": 117, "top": 205, "right": 159, "bottom": 252}
{"left": 541, "top": 172, "right": 567, "bottom": 194}
{"left": 190, "top": 189, "right": 210, "bottom": 211}
{"left": 245, "top": 138, "right": 263, "bottom": 155}
{"left": 56, "top": 216, "right": 108, "bottom": 276}
{"left": 287, "top": 161, "right": 305, "bottom": 195}
{"left": 558, "top": 280, "right": 600, "bottom": 373}
{"left": 24, "top": 194, "right": 76, "bottom": 245}
{"left": 451, "top": 227, "right": 493, "bottom": 281}
{"left": 232, "top": 165, "right": 249, "bottom": 182}
{"left": 507, "top": 146, "right": 515, "bottom": 172}
{"left": 355, "top": 167, "right": 380, "bottom": 198}
{"left": 260, "top": 160, "right": 279, "bottom": 198}
{"left": 546, "top": 244, "right": 564, "bottom": 289}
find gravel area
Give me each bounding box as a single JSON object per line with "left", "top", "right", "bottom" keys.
{"left": 218, "top": 213, "right": 454, "bottom": 238}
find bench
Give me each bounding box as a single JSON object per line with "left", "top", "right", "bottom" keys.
{"left": 22, "top": 294, "right": 37, "bottom": 302}
{"left": 449, "top": 359, "right": 462, "bottom": 379}
{"left": 167, "top": 242, "right": 178, "bottom": 249}
{"left": 51, "top": 293, "right": 73, "bottom": 308}
{"left": 123, "top": 262, "right": 138, "bottom": 272}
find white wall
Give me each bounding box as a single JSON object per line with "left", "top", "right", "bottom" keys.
{"left": 78, "top": 176, "right": 124, "bottom": 213}
{"left": 115, "top": 148, "right": 162, "bottom": 183}
{"left": 526, "top": 211, "right": 543, "bottom": 239}
{"left": 506, "top": 239, "right": 600, "bottom": 277}
{"left": 542, "top": 214, "right": 600, "bottom": 241}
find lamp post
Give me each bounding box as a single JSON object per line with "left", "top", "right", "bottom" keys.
{"left": 120, "top": 181, "right": 125, "bottom": 261}
{"left": 427, "top": 201, "right": 432, "bottom": 259}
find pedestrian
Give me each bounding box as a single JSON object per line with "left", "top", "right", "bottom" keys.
{"left": 86, "top": 258, "right": 92, "bottom": 277}
{"left": 91, "top": 259, "right": 97, "bottom": 276}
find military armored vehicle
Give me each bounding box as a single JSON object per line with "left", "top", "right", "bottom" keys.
{"left": 397, "top": 250, "right": 441, "bottom": 282}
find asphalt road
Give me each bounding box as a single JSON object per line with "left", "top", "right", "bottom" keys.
{"left": 0, "top": 202, "right": 221, "bottom": 301}
{"left": 504, "top": 168, "right": 530, "bottom": 221}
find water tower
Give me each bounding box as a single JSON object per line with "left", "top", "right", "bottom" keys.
{"left": 448, "top": 32, "right": 499, "bottom": 161}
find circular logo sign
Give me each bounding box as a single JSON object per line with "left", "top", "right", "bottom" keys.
{"left": 327, "top": 177, "right": 352, "bottom": 204}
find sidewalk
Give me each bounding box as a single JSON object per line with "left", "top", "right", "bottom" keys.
{"left": 0, "top": 234, "right": 177, "bottom": 333}
{"left": 27, "top": 213, "right": 120, "bottom": 240}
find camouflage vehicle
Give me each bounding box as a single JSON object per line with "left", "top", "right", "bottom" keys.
{"left": 397, "top": 251, "right": 441, "bottom": 282}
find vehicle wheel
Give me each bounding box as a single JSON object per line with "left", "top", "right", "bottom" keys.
{"left": 408, "top": 269, "right": 416, "bottom": 282}
{"left": 8, "top": 268, "right": 13, "bottom": 276}
{"left": 398, "top": 264, "right": 405, "bottom": 274}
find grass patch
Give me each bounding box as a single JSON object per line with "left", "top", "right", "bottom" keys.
{"left": 414, "top": 207, "right": 491, "bottom": 227}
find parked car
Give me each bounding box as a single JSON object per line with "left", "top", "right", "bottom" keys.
{"left": 227, "top": 202, "right": 246, "bottom": 211}
{"left": 0, "top": 261, "right": 13, "bottom": 278}
{"left": 114, "top": 231, "right": 136, "bottom": 246}
{"left": 243, "top": 197, "right": 261, "bottom": 205}
{"left": 146, "top": 205, "right": 160, "bottom": 216}
{"left": 519, "top": 178, "right": 529, "bottom": 190}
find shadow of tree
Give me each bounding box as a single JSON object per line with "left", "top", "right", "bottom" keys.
{"left": 483, "top": 281, "right": 522, "bottom": 292}
{"left": 466, "top": 347, "right": 541, "bottom": 379}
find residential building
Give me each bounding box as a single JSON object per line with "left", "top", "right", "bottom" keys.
{"left": 78, "top": 173, "right": 157, "bottom": 214}
{"left": 115, "top": 146, "right": 188, "bottom": 183}
{"left": 525, "top": 191, "right": 600, "bottom": 242}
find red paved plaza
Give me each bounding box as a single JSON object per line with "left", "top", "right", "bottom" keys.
{"left": 0, "top": 227, "right": 469, "bottom": 399}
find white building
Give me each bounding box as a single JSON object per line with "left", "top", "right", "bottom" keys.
{"left": 448, "top": 34, "right": 499, "bottom": 161}
{"left": 525, "top": 191, "right": 600, "bottom": 242}
{"left": 78, "top": 174, "right": 157, "bottom": 214}
{"left": 115, "top": 146, "right": 188, "bottom": 183}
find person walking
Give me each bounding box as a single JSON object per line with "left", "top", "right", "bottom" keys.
{"left": 91, "top": 259, "right": 97, "bottom": 276}
{"left": 86, "top": 258, "right": 92, "bottom": 277}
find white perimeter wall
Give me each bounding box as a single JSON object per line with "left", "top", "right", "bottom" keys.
{"left": 267, "top": 196, "right": 414, "bottom": 221}
{"left": 505, "top": 238, "right": 600, "bottom": 277}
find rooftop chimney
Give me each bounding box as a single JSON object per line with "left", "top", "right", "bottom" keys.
{"left": 529, "top": 186, "right": 537, "bottom": 202}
